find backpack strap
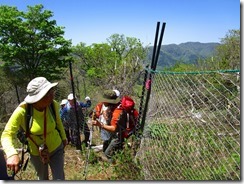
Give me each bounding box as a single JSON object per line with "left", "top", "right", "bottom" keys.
{"left": 49, "top": 102, "right": 62, "bottom": 135}
{"left": 24, "top": 104, "right": 38, "bottom": 148}
{"left": 25, "top": 102, "right": 57, "bottom": 147}
{"left": 25, "top": 103, "right": 33, "bottom": 138}
{"left": 126, "top": 113, "right": 130, "bottom": 129}
{"left": 49, "top": 102, "right": 56, "bottom": 121}
{"left": 117, "top": 108, "right": 139, "bottom": 138}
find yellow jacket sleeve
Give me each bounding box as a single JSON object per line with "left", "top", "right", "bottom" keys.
{"left": 1, "top": 102, "right": 26, "bottom": 158}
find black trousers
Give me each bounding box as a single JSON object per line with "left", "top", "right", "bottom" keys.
{"left": 70, "top": 122, "right": 90, "bottom": 146}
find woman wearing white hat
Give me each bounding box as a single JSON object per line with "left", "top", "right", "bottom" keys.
{"left": 1, "top": 77, "right": 67, "bottom": 180}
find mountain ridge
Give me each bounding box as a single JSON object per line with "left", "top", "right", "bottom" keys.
{"left": 147, "top": 42, "right": 220, "bottom": 69}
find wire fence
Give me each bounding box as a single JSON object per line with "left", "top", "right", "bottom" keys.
{"left": 136, "top": 69, "right": 240, "bottom": 180}
{"left": 0, "top": 66, "right": 240, "bottom": 180}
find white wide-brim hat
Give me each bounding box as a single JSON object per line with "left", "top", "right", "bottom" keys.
{"left": 24, "top": 77, "right": 58, "bottom": 104}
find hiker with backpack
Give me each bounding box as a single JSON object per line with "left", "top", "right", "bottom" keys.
{"left": 92, "top": 90, "right": 139, "bottom": 163}
{"left": 61, "top": 93, "right": 91, "bottom": 147}
{"left": 1, "top": 77, "right": 67, "bottom": 180}
{"left": 94, "top": 89, "right": 120, "bottom": 152}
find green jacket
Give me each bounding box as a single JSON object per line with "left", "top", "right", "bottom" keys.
{"left": 1, "top": 100, "right": 66, "bottom": 157}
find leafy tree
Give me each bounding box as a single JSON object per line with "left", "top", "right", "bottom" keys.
{"left": 215, "top": 29, "right": 240, "bottom": 70}
{"left": 107, "top": 34, "right": 146, "bottom": 94}
{"left": 0, "top": 4, "right": 72, "bottom": 85}
{"left": 72, "top": 43, "right": 118, "bottom": 85}
{"left": 72, "top": 34, "right": 147, "bottom": 95}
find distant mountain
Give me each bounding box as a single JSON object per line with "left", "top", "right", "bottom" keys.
{"left": 147, "top": 42, "right": 220, "bottom": 69}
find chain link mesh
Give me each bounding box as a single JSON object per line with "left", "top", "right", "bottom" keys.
{"left": 136, "top": 70, "right": 240, "bottom": 180}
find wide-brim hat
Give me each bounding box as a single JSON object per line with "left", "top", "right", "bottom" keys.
{"left": 24, "top": 77, "right": 58, "bottom": 104}
{"left": 100, "top": 90, "right": 120, "bottom": 104}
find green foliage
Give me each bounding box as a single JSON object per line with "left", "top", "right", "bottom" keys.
{"left": 145, "top": 122, "right": 240, "bottom": 180}
{"left": 193, "top": 29, "right": 240, "bottom": 71}
{"left": 72, "top": 34, "right": 146, "bottom": 96}
{"left": 165, "top": 62, "right": 198, "bottom": 72}
{"left": 147, "top": 123, "right": 168, "bottom": 140}
{"left": 0, "top": 67, "right": 12, "bottom": 93}
{"left": 0, "top": 4, "right": 72, "bottom": 85}
{"left": 215, "top": 29, "right": 240, "bottom": 70}
{"left": 112, "top": 143, "right": 144, "bottom": 180}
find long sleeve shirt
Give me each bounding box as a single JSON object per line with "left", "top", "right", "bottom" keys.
{"left": 1, "top": 100, "right": 67, "bottom": 158}
{"left": 80, "top": 100, "right": 91, "bottom": 108}
{"left": 61, "top": 102, "right": 85, "bottom": 129}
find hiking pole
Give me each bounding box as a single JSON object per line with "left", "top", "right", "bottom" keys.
{"left": 83, "top": 110, "right": 96, "bottom": 180}
{"left": 69, "top": 60, "right": 82, "bottom": 150}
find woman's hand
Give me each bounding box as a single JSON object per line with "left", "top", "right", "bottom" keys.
{"left": 92, "top": 120, "right": 102, "bottom": 127}
{"left": 6, "top": 154, "right": 20, "bottom": 174}
{"left": 91, "top": 120, "right": 98, "bottom": 126}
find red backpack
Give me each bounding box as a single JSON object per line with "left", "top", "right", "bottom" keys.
{"left": 119, "top": 96, "right": 139, "bottom": 138}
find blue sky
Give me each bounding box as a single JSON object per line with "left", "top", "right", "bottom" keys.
{"left": 0, "top": 0, "right": 240, "bottom": 46}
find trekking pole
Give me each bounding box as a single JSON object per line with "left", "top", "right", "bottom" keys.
{"left": 83, "top": 110, "right": 96, "bottom": 180}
